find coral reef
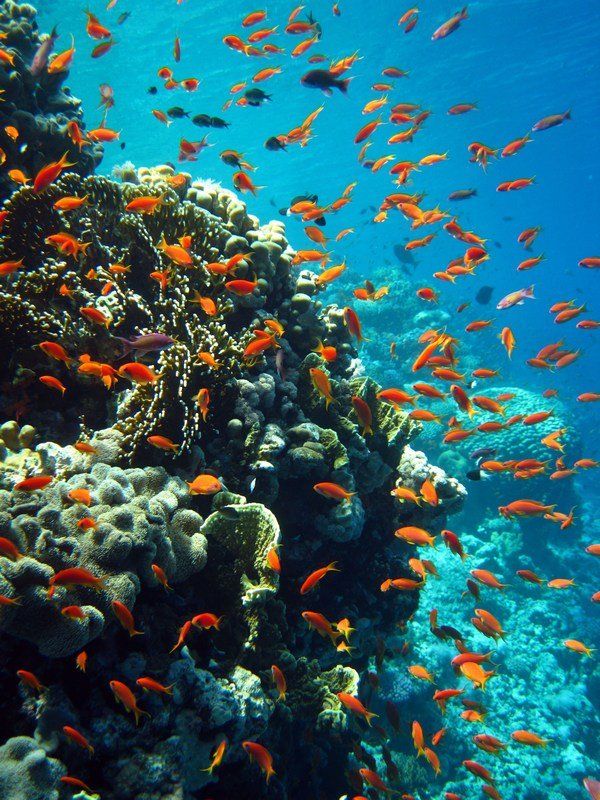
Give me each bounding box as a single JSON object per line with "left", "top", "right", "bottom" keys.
{"left": 0, "top": 158, "right": 466, "bottom": 797}
{"left": 0, "top": 0, "right": 102, "bottom": 202}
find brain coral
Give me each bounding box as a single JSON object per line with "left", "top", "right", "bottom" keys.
{"left": 0, "top": 457, "right": 207, "bottom": 656}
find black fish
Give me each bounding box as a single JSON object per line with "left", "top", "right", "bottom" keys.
{"left": 439, "top": 624, "right": 463, "bottom": 640}
{"left": 300, "top": 69, "right": 350, "bottom": 95}
{"left": 167, "top": 107, "right": 189, "bottom": 119}
{"left": 147, "top": 86, "right": 158, "bottom": 95}
{"left": 210, "top": 116, "right": 229, "bottom": 128}
{"left": 466, "top": 469, "right": 482, "bottom": 481}
{"left": 476, "top": 285, "right": 493, "bottom": 305}
{"left": 265, "top": 136, "right": 286, "bottom": 151}
{"left": 244, "top": 88, "right": 271, "bottom": 106}
{"left": 192, "top": 114, "right": 211, "bottom": 127}
{"left": 218, "top": 506, "right": 241, "bottom": 521}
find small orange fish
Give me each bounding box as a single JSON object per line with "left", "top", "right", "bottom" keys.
{"left": 147, "top": 435, "right": 179, "bottom": 452}
{"left": 300, "top": 562, "right": 339, "bottom": 594}
{"left": 337, "top": 692, "right": 377, "bottom": 725}
{"left": 187, "top": 474, "right": 222, "bottom": 495}
{"left": 109, "top": 680, "right": 150, "bottom": 725}
{"left": 136, "top": 677, "right": 174, "bottom": 696}
{"left": 67, "top": 488, "right": 92, "bottom": 506}
{"left": 112, "top": 600, "right": 143, "bottom": 637}
{"left": 17, "top": 669, "right": 46, "bottom": 692}
{"left": 271, "top": 664, "right": 287, "bottom": 700}
{"left": 242, "top": 741, "right": 275, "bottom": 783}
{"left": 202, "top": 739, "right": 228, "bottom": 774}
{"left": 63, "top": 725, "right": 94, "bottom": 756}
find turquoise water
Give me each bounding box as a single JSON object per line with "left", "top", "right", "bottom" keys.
{"left": 1, "top": 0, "right": 599, "bottom": 798}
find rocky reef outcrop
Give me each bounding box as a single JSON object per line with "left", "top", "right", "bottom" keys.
{"left": 0, "top": 0, "right": 102, "bottom": 202}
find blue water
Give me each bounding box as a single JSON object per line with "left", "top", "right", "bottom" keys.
{"left": 26, "top": 0, "right": 600, "bottom": 797}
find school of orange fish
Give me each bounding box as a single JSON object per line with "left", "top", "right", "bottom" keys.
{"left": 0, "top": 2, "right": 598, "bottom": 798}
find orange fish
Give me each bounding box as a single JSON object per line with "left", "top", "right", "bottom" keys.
{"left": 14, "top": 475, "right": 53, "bottom": 492}
{"left": 63, "top": 725, "right": 94, "bottom": 756}
{"left": 202, "top": 739, "right": 228, "bottom": 774}
{"left": 337, "top": 692, "right": 377, "bottom": 725}
{"left": 242, "top": 741, "right": 275, "bottom": 783}
{"left": 109, "top": 680, "right": 150, "bottom": 725}
{"left": 48, "top": 567, "right": 104, "bottom": 597}
{"left": 118, "top": 363, "right": 161, "bottom": 385}
{"left": 39, "top": 375, "right": 66, "bottom": 395}
{"left": 187, "top": 474, "right": 222, "bottom": 495}
{"left": 112, "top": 600, "right": 143, "bottom": 637}
{"left": 17, "top": 669, "right": 46, "bottom": 692}
{"left": 67, "top": 488, "right": 92, "bottom": 506}
{"left": 313, "top": 482, "right": 354, "bottom": 502}
{"left": 147, "top": 435, "right": 179, "bottom": 452}
{"left": 300, "top": 562, "right": 339, "bottom": 594}
{"left": 271, "top": 665, "right": 287, "bottom": 700}
{"left": 151, "top": 564, "right": 172, "bottom": 591}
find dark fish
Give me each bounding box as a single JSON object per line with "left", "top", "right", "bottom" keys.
{"left": 115, "top": 333, "right": 176, "bottom": 355}
{"left": 439, "top": 624, "right": 463, "bottom": 639}
{"left": 449, "top": 188, "right": 477, "bottom": 200}
{"left": 275, "top": 349, "right": 286, "bottom": 380}
{"left": 393, "top": 243, "right": 417, "bottom": 267}
{"left": 221, "top": 151, "right": 244, "bottom": 167}
{"left": 244, "top": 88, "right": 271, "bottom": 106}
{"left": 167, "top": 107, "right": 189, "bottom": 119}
{"left": 532, "top": 110, "right": 570, "bottom": 132}
{"left": 470, "top": 447, "right": 496, "bottom": 460}
{"left": 300, "top": 69, "right": 350, "bottom": 95}
{"left": 209, "top": 116, "right": 229, "bottom": 128}
{"left": 475, "top": 285, "right": 493, "bottom": 305}
{"left": 30, "top": 25, "right": 59, "bottom": 77}
{"left": 192, "top": 114, "right": 212, "bottom": 127}
{"left": 117, "top": 12, "right": 131, "bottom": 25}
{"left": 147, "top": 86, "right": 158, "bottom": 95}
{"left": 306, "top": 12, "right": 322, "bottom": 38}
{"left": 465, "top": 578, "right": 480, "bottom": 599}
{"left": 466, "top": 469, "right": 482, "bottom": 481}
{"left": 265, "top": 136, "right": 286, "bottom": 151}
{"left": 385, "top": 700, "right": 400, "bottom": 731}
{"left": 218, "top": 506, "right": 241, "bottom": 521}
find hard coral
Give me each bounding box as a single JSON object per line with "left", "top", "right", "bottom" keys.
{"left": 0, "top": 0, "right": 102, "bottom": 202}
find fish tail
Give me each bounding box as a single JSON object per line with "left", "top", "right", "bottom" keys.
{"left": 338, "top": 77, "right": 352, "bottom": 93}
{"left": 134, "top": 706, "right": 151, "bottom": 725}
{"left": 365, "top": 710, "right": 379, "bottom": 725}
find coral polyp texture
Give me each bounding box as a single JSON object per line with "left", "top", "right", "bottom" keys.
{"left": 0, "top": 162, "right": 465, "bottom": 796}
